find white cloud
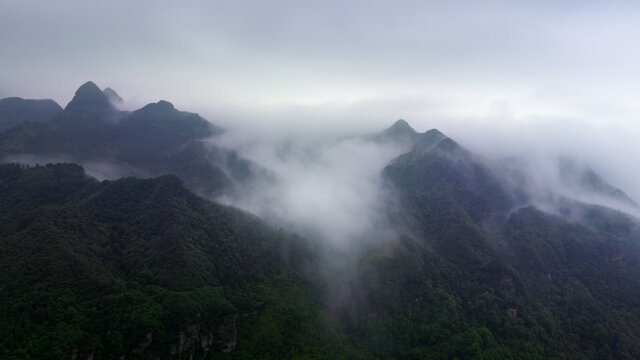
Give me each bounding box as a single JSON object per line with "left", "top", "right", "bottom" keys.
{"left": 217, "top": 130, "right": 410, "bottom": 250}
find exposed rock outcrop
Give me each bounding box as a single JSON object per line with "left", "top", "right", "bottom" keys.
{"left": 168, "top": 314, "right": 238, "bottom": 358}
{"left": 216, "top": 314, "right": 238, "bottom": 353}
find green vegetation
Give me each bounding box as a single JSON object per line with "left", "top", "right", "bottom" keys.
{"left": 2, "top": 97, "right": 640, "bottom": 359}
{"left": 0, "top": 163, "right": 350, "bottom": 359}
{"left": 362, "top": 131, "right": 640, "bottom": 359}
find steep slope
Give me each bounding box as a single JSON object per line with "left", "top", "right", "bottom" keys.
{"left": 0, "top": 97, "right": 62, "bottom": 132}
{"left": 334, "top": 123, "right": 640, "bottom": 359}
{"left": 384, "top": 128, "right": 511, "bottom": 245}
{"left": 0, "top": 81, "right": 126, "bottom": 156}
{"left": 558, "top": 158, "right": 638, "bottom": 208}
{"left": 0, "top": 163, "right": 347, "bottom": 359}
{"left": 365, "top": 119, "right": 421, "bottom": 145}
{"left": 3, "top": 109, "right": 640, "bottom": 359}
{"left": 501, "top": 206, "right": 640, "bottom": 359}
{"left": 103, "top": 87, "right": 124, "bottom": 105}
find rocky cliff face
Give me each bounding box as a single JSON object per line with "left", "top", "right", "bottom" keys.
{"left": 69, "top": 314, "right": 239, "bottom": 360}
{"left": 167, "top": 315, "right": 238, "bottom": 359}
{"left": 163, "top": 315, "right": 239, "bottom": 359}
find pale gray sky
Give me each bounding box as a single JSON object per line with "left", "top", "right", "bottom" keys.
{"left": 2, "top": 1, "right": 639, "bottom": 115}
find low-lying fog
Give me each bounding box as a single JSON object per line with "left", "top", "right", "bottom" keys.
{"left": 215, "top": 129, "right": 410, "bottom": 251}
{"left": 201, "top": 99, "right": 640, "bottom": 246}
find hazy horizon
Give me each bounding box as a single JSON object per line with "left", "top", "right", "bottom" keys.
{"left": 2, "top": 0, "right": 639, "bottom": 202}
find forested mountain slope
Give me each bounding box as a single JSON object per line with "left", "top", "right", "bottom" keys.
{"left": 2, "top": 90, "right": 640, "bottom": 359}
{"left": 340, "top": 122, "right": 640, "bottom": 359}
{"left": 0, "top": 163, "right": 348, "bottom": 359}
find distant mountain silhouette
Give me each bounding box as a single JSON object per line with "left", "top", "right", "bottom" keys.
{"left": 0, "top": 81, "right": 264, "bottom": 196}
{"left": 559, "top": 157, "right": 638, "bottom": 208}
{"left": 64, "top": 81, "right": 114, "bottom": 112}
{"left": 102, "top": 86, "right": 123, "bottom": 105}
{"left": 0, "top": 97, "right": 62, "bottom": 131}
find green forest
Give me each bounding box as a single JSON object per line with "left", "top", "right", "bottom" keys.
{"left": 2, "top": 161, "right": 640, "bottom": 359}
{"left": 1, "top": 82, "right": 640, "bottom": 359}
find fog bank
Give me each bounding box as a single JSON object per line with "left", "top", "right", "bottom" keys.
{"left": 216, "top": 129, "right": 410, "bottom": 250}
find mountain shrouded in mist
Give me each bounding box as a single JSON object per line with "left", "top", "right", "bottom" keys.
{"left": 1, "top": 83, "right": 640, "bottom": 359}
{"left": 0, "top": 163, "right": 331, "bottom": 359}
{"left": 0, "top": 97, "right": 62, "bottom": 131}
{"left": 0, "top": 81, "right": 264, "bottom": 197}
{"left": 103, "top": 87, "right": 124, "bottom": 105}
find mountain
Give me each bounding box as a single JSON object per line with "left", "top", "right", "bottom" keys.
{"left": 364, "top": 119, "right": 420, "bottom": 145}
{"left": 0, "top": 82, "right": 263, "bottom": 197}
{"left": 0, "top": 163, "right": 350, "bottom": 359}
{"left": 0, "top": 97, "right": 62, "bottom": 132}
{"left": 64, "top": 81, "right": 114, "bottom": 113}
{"left": 3, "top": 92, "right": 640, "bottom": 360}
{"left": 558, "top": 157, "right": 638, "bottom": 208}
{"left": 383, "top": 128, "right": 510, "bottom": 264}
{"left": 335, "top": 123, "right": 640, "bottom": 359}
{"left": 103, "top": 87, "right": 124, "bottom": 105}
{"left": 121, "top": 100, "right": 218, "bottom": 151}
{"left": 380, "top": 119, "right": 419, "bottom": 142}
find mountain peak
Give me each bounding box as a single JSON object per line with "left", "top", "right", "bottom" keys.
{"left": 65, "top": 81, "right": 113, "bottom": 112}
{"left": 102, "top": 87, "right": 123, "bottom": 104}
{"left": 412, "top": 128, "right": 461, "bottom": 155}
{"left": 365, "top": 119, "right": 419, "bottom": 145}
{"left": 156, "top": 100, "right": 174, "bottom": 110}
{"left": 558, "top": 158, "right": 638, "bottom": 208}
{"left": 384, "top": 119, "right": 416, "bottom": 136}
{"left": 74, "top": 81, "right": 103, "bottom": 97}
{"left": 138, "top": 100, "right": 175, "bottom": 113}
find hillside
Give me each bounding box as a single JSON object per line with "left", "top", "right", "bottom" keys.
{"left": 2, "top": 90, "right": 640, "bottom": 359}
{"left": 0, "top": 163, "right": 349, "bottom": 359}
{"left": 344, "top": 123, "right": 640, "bottom": 359}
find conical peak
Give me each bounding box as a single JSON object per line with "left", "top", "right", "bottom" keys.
{"left": 383, "top": 119, "right": 417, "bottom": 137}
{"left": 389, "top": 119, "right": 415, "bottom": 132}
{"left": 65, "top": 81, "right": 113, "bottom": 111}
{"left": 75, "top": 81, "right": 103, "bottom": 98}
{"left": 392, "top": 119, "right": 413, "bottom": 130}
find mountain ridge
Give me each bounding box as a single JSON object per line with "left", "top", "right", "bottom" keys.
{"left": 103, "top": 87, "right": 123, "bottom": 105}
{"left": 2, "top": 85, "right": 640, "bottom": 359}
{"left": 0, "top": 97, "right": 62, "bottom": 132}
{"left": 0, "top": 81, "right": 261, "bottom": 197}
{"left": 0, "top": 163, "right": 334, "bottom": 359}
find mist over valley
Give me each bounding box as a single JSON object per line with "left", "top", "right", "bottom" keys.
{"left": 2, "top": 1, "right": 640, "bottom": 359}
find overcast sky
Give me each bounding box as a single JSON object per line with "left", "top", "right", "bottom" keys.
{"left": 1, "top": 0, "right": 639, "bottom": 198}
{"left": 1, "top": 0, "right": 639, "bottom": 113}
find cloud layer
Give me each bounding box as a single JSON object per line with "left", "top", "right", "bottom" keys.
{"left": 217, "top": 129, "right": 410, "bottom": 250}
